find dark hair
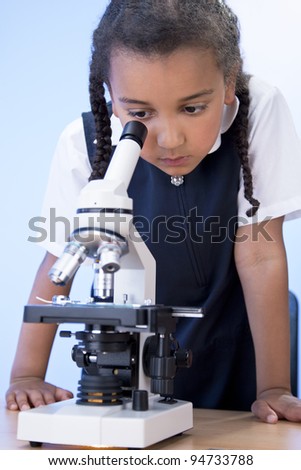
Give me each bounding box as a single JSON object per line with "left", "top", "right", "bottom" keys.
{"left": 89, "top": 0, "right": 260, "bottom": 217}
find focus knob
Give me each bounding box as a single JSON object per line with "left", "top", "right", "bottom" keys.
{"left": 175, "top": 349, "right": 193, "bottom": 368}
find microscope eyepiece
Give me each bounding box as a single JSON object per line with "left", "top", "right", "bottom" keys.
{"left": 120, "top": 121, "right": 148, "bottom": 148}
{"left": 104, "top": 120, "right": 148, "bottom": 189}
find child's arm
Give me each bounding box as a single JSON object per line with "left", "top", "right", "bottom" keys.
{"left": 235, "top": 216, "right": 301, "bottom": 423}
{"left": 6, "top": 251, "right": 74, "bottom": 411}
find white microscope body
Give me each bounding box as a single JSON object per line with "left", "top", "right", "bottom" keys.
{"left": 17, "top": 121, "right": 199, "bottom": 449}
{"left": 48, "top": 121, "right": 155, "bottom": 307}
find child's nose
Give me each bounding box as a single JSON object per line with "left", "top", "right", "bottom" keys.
{"left": 157, "top": 120, "right": 184, "bottom": 150}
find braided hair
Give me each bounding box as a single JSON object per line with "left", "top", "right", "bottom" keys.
{"left": 88, "top": 0, "right": 260, "bottom": 216}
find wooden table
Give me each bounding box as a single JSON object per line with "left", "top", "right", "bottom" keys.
{"left": 1, "top": 401, "right": 301, "bottom": 450}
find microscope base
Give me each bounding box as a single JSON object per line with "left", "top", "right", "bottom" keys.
{"left": 17, "top": 396, "right": 193, "bottom": 448}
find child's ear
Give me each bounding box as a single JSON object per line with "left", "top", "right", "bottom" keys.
{"left": 108, "top": 85, "right": 119, "bottom": 117}
{"left": 224, "top": 80, "right": 237, "bottom": 105}
{"left": 111, "top": 99, "right": 119, "bottom": 117}
{"left": 224, "top": 66, "right": 239, "bottom": 105}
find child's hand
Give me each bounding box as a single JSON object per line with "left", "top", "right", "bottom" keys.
{"left": 251, "top": 388, "right": 301, "bottom": 423}
{"left": 5, "top": 378, "right": 73, "bottom": 411}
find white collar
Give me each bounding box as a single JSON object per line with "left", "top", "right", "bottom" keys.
{"left": 110, "top": 96, "right": 240, "bottom": 151}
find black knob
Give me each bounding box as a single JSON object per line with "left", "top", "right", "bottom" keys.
{"left": 175, "top": 349, "right": 193, "bottom": 368}
{"left": 132, "top": 389, "right": 149, "bottom": 411}
{"left": 59, "top": 330, "right": 72, "bottom": 338}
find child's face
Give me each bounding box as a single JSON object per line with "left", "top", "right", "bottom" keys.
{"left": 109, "top": 47, "right": 236, "bottom": 177}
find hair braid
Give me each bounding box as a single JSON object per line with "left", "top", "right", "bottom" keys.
{"left": 88, "top": 77, "right": 112, "bottom": 181}
{"left": 233, "top": 75, "right": 260, "bottom": 217}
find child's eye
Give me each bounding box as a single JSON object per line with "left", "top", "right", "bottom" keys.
{"left": 127, "top": 110, "right": 151, "bottom": 119}
{"left": 184, "top": 104, "right": 208, "bottom": 115}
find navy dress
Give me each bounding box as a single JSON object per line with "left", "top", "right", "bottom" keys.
{"left": 83, "top": 112, "right": 257, "bottom": 411}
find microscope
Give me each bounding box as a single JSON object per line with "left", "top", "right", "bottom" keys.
{"left": 17, "top": 121, "right": 204, "bottom": 448}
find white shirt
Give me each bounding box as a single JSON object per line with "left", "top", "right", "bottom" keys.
{"left": 38, "top": 76, "right": 301, "bottom": 257}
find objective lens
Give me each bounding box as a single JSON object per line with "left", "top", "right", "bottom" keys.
{"left": 93, "top": 263, "right": 114, "bottom": 300}
{"left": 98, "top": 244, "right": 122, "bottom": 273}
{"left": 48, "top": 242, "right": 88, "bottom": 285}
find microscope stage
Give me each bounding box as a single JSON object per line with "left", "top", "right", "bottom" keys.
{"left": 17, "top": 396, "right": 193, "bottom": 448}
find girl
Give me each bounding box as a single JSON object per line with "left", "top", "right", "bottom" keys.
{"left": 6, "top": 0, "right": 301, "bottom": 423}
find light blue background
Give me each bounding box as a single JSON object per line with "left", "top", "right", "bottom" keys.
{"left": 1, "top": 0, "right": 300, "bottom": 402}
